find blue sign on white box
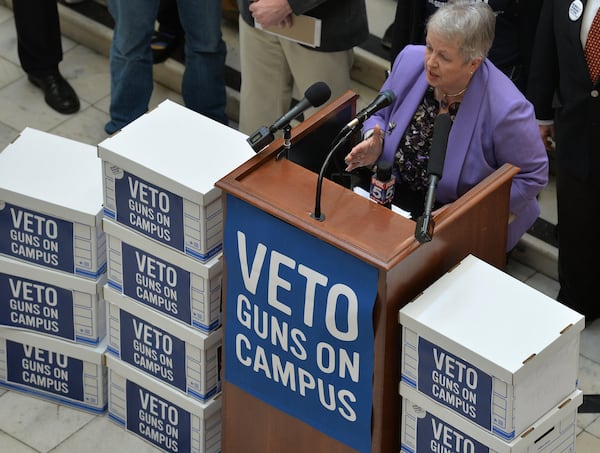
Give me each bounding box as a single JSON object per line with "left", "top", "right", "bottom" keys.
{"left": 415, "top": 337, "right": 493, "bottom": 430}
{"left": 0, "top": 202, "right": 74, "bottom": 273}
{"left": 111, "top": 170, "right": 184, "bottom": 252}
{"left": 224, "top": 195, "right": 378, "bottom": 453}
{"left": 0, "top": 272, "right": 75, "bottom": 341}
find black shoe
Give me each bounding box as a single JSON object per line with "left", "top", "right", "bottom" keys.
{"left": 151, "top": 31, "right": 180, "bottom": 64}
{"left": 28, "top": 72, "right": 80, "bottom": 114}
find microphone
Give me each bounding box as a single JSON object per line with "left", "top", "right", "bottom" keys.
{"left": 369, "top": 161, "right": 395, "bottom": 208}
{"left": 246, "top": 81, "right": 332, "bottom": 152}
{"left": 344, "top": 90, "right": 396, "bottom": 131}
{"left": 415, "top": 113, "right": 452, "bottom": 243}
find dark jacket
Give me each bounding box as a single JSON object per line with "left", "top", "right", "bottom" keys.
{"left": 527, "top": 0, "right": 600, "bottom": 180}
{"left": 237, "top": 0, "right": 369, "bottom": 52}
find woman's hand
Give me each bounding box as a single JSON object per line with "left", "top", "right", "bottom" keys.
{"left": 344, "top": 124, "right": 385, "bottom": 171}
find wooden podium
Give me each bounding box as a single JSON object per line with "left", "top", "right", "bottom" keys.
{"left": 216, "top": 91, "right": 519, "bottom": 452}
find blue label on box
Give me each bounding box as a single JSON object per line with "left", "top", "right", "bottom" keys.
{"left": 119, "top": 310, "right": 186, "bottom": 392}
{"left": 0, "top": 273, "right": 75, "bottom": 341}
{"left": 412, "top": 410, "right": 489, "bottom": 453}
{"left": 115, "top": 171, "right": 184, "bottom": 251}
{"left": 418, "top": 338, "right": 492, "bottom": 429}
{"left": 121, "top": 243, "right": 191, "bottom": 324}
{"left": 0, "top": 203, "right": 74, "bottom": 273}
{"left": 126, "top": 379, "right": 191, "bottom": 453}
{"left": 6, "top": 339, "right": 84, "bottom": 400}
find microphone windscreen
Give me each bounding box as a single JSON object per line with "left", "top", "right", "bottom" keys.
{"left": 305, "top": 81, "right": 331, "bottom": 108}
{"left": 380, "top": 89, "right": 396, "bottom": 107}
{"left": 427, "top": 113, "right": 452, "bottom": 177}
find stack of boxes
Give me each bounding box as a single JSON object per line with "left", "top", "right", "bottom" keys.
{"left": 398, "top": 254, "right": 585, "bottom": 452}
{"left": 97, "top": 100, "right": 255, "bottom": 453}
{"left": 0, "top": 128, "right": 108, "bottom": 414}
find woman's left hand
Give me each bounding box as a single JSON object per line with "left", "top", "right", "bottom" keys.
{"left": 344, "top": 124, "right": 385, "bottom": 171}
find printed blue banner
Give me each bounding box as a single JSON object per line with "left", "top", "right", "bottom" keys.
{"left": 418, "top": 337, "right": 492, "bottom": 429}
{"left": 119, "top": 310, "right": 187, "bottom": 392}
{"left": 114, "top": 171, "right": 184, "bottom": 251}
{"left": 224, "top": 195, "right": 378, "bottom": 453}
{"left": 121, "top": 242, "right": 191, "bottom": 324}
{"left": 6, "top": 339, "right": 84, "bottom": 400}
{"left": 0, "top": 202, "right": 74, "bottom": 273}
{"left": 0, "top": 273, "right": 75, "bottom": 341}
{"left": 126, "top": 379, "right": 191, "bottom": 453}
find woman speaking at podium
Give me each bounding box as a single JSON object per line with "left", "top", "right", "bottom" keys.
{"left": 344, "top": 1, "right": 548, "bottom": 251}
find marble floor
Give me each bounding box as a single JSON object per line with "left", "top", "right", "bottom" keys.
{"left": 0, "top": 1, "right": 599, "bottom": 451}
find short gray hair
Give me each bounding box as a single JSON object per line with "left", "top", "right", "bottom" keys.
{"left": 426, "top": 1, "right": 495, "bottom": 62}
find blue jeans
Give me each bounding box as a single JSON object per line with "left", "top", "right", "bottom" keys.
{"left": 105, "top": 0, "right": 227, "bottom": 134}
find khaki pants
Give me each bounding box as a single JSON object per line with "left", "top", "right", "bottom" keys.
{"left": 238, "top": 18, "right": 354, "bottom": 134}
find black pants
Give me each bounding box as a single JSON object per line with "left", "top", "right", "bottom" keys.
{"left": 556, "top": 167, "right": 600, "bottom": 321}
{"left": 13, "top": 0, "right": 62, "bottom": 76}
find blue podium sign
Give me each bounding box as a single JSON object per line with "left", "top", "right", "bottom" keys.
{"left": 224, "top": 195, "right": 378, "bottom": 453}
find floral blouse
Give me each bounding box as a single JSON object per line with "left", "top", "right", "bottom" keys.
{"left": 394, "top": 86, "right": 459, "bottom": 193}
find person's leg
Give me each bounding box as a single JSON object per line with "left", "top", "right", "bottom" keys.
{"left": 283, "top": 42, "right": 353, "bottom": 120}
{"left": 105, "top": 0, "right": 159, "bottom": 134}
{"left": 238, "top": 19, "right": 292, "bottom": 134}
{"left": 152, "top": 0, "right": 184, "bottom": 64}
{"left": 177, "top": 0, "right": 228, "bottom": 124}
{"left": 13, "top": 0, "right": 79, "bottom": 114}
{"left": 12, "top": 0, "right": 62, "bottom": 75}
{"left": 556, "top": 167, "right": 600, "bottom": 322}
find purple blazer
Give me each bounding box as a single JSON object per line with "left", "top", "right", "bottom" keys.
{"left": 364, "top": 45, "right": 549, "bottom": 251}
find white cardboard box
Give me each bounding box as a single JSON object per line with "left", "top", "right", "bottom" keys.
{"left": 106, "top": 353, "right": 221, "bottom": 453}
{"left": 400, "top": 382, "right": 582, "bottom": 453}
{"left": 97, "top": 100, "right": 254, "bottom": 263}
{"left": 0, "top": 128, "right": 106, "bottom": 279}
{"left": 399, "top": 255, "right": 584, "bottom": 441}
{"left": 0, "top": 256, "right": 106, "bottom": 345}
{"left": 103, "top": 218, "right": 222, "bottom": 333}
{"left": 0, "top": 327, "right": 107, "bottom": 414}
{"left": 104, "top": 285, "right": 222, "bottom": 402}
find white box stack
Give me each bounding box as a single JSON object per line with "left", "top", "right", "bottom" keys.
{"left": 0, "top": 129, "right": 108, "bottom": 413}
{"left": 398, "top": 254, "right": 584, "bottom": 452}
{"left": 98, "top": 100, "right": 254, "bottom": 452}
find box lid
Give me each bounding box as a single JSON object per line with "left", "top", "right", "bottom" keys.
{"left": 97, "top": 100, "right": 255, "bottom": 205}
{"left": 103, "top": 285, "right": 222, "bottom": 347}
{"left": 0, "top": 327, "right": 107, "bottom": 362}
{"left": 0, "top": 255, "right": 105, "bottom": 294}
{"left": 0, "top": 128, "right": 103, "bottom": 224}
{"left": 399, "top": 255, "right": 584, "bottom": 382}
{"left": 102, "top": 218, "right": 222, "bottom": 277}
{"left": 400, "top": 381, "right": 582, "bottom": 452}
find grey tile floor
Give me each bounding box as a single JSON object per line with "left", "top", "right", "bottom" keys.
{"left": 0, "top": 1, "right": 598, "bottom": 451}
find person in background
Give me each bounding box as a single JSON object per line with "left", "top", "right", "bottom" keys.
{"left": 104, "top": 0, "right": 228, "bottom": 135}
{"left": 236, "top": 0, "right": 369, "bottom": 135}
{"left": 344, "top": 0, "right": 548, "bottom": 252}
{"left": 12, "top": 0, "right": 80, "bottom": 114}
{"left": 527, "top": 0, "right": 600, "bottom": 324}
{"left": 387, "top": 0, "right": 543, "bottom": 94}
{"left": 151, "top": 0, "right": 184, "bottom": 64}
